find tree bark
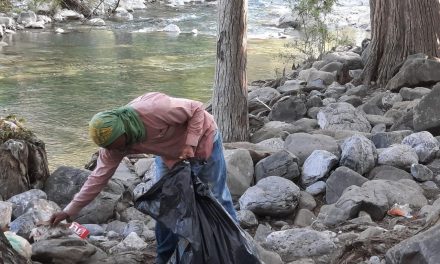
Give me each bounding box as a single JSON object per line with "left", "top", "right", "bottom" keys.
{"left": 212, "top": 0, "right": 249, "bottom": 142}
{"left": 0, "top": 139, "right": 49, "bottom": 200}
{"left": 361, "top": 0, "right": 440, "bottom": 87}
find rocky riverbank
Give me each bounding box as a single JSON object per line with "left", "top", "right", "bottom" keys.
{"left": 2, "top": 43, "right": 440, "bottom": 264}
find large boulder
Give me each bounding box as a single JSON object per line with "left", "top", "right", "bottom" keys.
{"left": 250, "top": 121, "right": 297, "bottom": 143}
{"left": 321, "top": 51, "right": 363, "bottom": 70}
{"left": 224, "top": 149, "right": 254, "bottom": 200}
{"left": 248, "top": 87, "right": 280, "bottom": 112}
{"left": 402, "top": 131, "right": 439, "bottom": 163}
{"left": 377, "top": 144, "right": 419, "bottom": 169}
{"left": 284, "top": 133, "right": 340, "bottom": 165}
{"left": 340, "top": 135, "right": 377, "bottom": 175}
{"left": 387, "top": 54, "right": 440, "bottom": 91}
{"left": 368, "top": 165, "right": 413, "bottom": 181}
{"left": 265, "top": 228, "right": 337, "bottom": 263}
{"left": 399, "top": 87, "right": 431, "bottom": 101}
{"left": 321, "top": 179, "right": 427, "bottom": 226}
{"left": 317, "top": 102, "right": 371, "bottom": 133}
{"left": 301, "top": 150, "right": 339, "bottom": 186}
{"left": 413, "top": 83, "right": 440, "bottom": 135}
{"left": 371, "top": 130, "right": 413, "bottom": 148}
{"left": 7, "top": 189, "right": 47, "bottom": 218}
{"left": 269, "top": 96, "right": 307, "bottom": 123}
{"left": 239, "top": 176, "right": 300, "bottom": 216}
{"left": 255, "top": 150, "right": 300, "bottom": 182}
{"left": 386, "top": 224, "right": 440, "bottom": 264}
{"left": 325, "top": 166, "right": 369, "bottom": 204}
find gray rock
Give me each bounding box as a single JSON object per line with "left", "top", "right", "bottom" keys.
{"left": 284, "top": 133, "right": 340, "bottom": 165}
{"left": 74, "top": 191, "right": 121, "bottom": 224}
{"left": 269, "top": 96, "right": 307, "bottom": 123}
{"left": 420, "top": 181, "right": 440, "bottom": 199}
{"left": 122, "top": 220, "right": 144, "bottom": 238}
{"left": 305, "top": 181, "right": 326, "bottom": 195}
{"left": 317, "top": 102, "right": 371, "bottom": 133}
{"left": 293, "top": 209, "right": 316, "bottom": 227}
{"left": 256, "top": 138, "right": 285, "bottom": 152}
{"left": 111, "top": 7, "right": 133, "bottom": 22}
{"left": 0, "top": 201, "right": 12, "bottom": 229}
{"left": 119, "top": 207, "right": 151, "bottom": 224}
{"left": 386, "top": 224, "right": 440, "bottom": 264}
{"left": 224, "top": 149, "right": 254, "bottom": 199}
{"left": 7, "top": 189, "right": 47, "bottom": 218}
{"left": 365, "top": 115, "right": 394, "bottom": 127}
{"left": 322, "top": 97, "right": 337, "bottom": 106}
{"left": 324, "top": 82, "right": 347, "bottom": 99}
{"left": 321, "top": 51, "right": 363, "bottom": 70}
{"left": 306, "top": 68, "right": 336, "bottom": 85}
{"left": 413, "top": 84, "right": 440, "bottom": 135}
{"left": 239, "top": 176, "right": 300, "bottom": 216}
{"left": 371, "top": 123, "right": 387, "bottom": 134}
{"left": 306, "top": 95, "right": 323, "bottom": 108}
{"left": 112, "top": 162, "right": 142, "bottom": 192}
{"left": 338, "top": 95, "right": 363, "bottom": 107}
{"left": 298, "top": 191, "right": 317, "bottom": 211}
{"left": 411, "top": 164, "right": 434, "bottom": 182}
{"left": 381, "top": 92, "right": 402, "bottom": 110}
{"left": 265, "top": 228, "right": 337, "bottom": 262}
{"left": 17, "top": 11, "right": 37, "bottom": 24}
{"left": 237, "top": 209, "right": 258, "bottom": 228}
{"left": 254, "top": 224, "right": 272, "bottom": 244}
{"left": 109, "top": 232, "right": 148, "bottom": 254}
{"left": 399, "top": 87, "right": 431, "bottom": 101}
{"left": 387, "top": 54, "right": 440, "bottom": 91}
{"left": 301, "top": 150, "right": 339, "bottom": 186}
{"left": 427, "top": 159, "right": 440, "bottom": 175}
{"left": 340, "top": 135, "right": 377, "bottom": 175}
{"left": 133, "top": 158, "right": 154, "bottom": 178}
{"left": 106, "top": 220, "right": 128, "bottom": 236}
{"left": 251, "top": 121, "right": 297, "bottom": 143}
{"left": 358, "top": 92, "right": 387, "bottom": 115}
{"left": 32, "top": 238, "right": 104, "bottom": 263}
{"left": 277, "top": 80, "right": 306, "bottom": 93}
{"left": 255, "top": 150, "right": 300, "bottom": 182}
{"left": 85, "top": 18, "right": 105, "bottom": 26}
{"left": 320, "top": 61, "right": 343, "bottom": 74}
{"left": 368, "top": 165, "right": 413, "bottom": 181}
{"left": 248, "top": 87, "right": 280, "bottom": 112}
{"left": 402, "top": 131, "right": 440, "bottom": 163}
{"left": 371, "top": 130, "right": 413, "bottom": 148}
{"left": 346, "top": 84, "right": 369, "bottom": 97}
{"left": 322, "top": 180, "right": 427, "bottom": 226}
{"left": 83, "top": 224, "right": 105, "bottom": 236}
{"left": 377, "top": 144, "right": 419, "bottom": 169}
{"left": 326, "top": 167, "right": 369, "bottom": 204}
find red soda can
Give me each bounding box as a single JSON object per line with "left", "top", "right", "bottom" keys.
{"left": 69, "top": 222, "right": 90, "bottom": 239}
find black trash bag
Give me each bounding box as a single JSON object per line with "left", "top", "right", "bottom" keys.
{"left": 134, "top": 160, "right": 261, "bottom": 264}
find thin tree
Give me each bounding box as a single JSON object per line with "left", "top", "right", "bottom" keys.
{"left": 212, "top": 0, "right": 249, "bottom": 142}
{"left": 360, "top": 0, "right": 440, "bottom": 87}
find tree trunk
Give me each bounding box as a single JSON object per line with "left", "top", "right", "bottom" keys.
{"left": 361, "top": 0, "right": 440, "bottom": 87}
{"left": 61, "top": 0, "right": 92, "bottom": 17}
{"left": 0, "top": 231, "right": 29, "bottom": 264}
{"left": 0, "top": 139, "right": 49, "bottom": 200}
{"left": 212, "top": 0, "right": 249, "bottom": 142}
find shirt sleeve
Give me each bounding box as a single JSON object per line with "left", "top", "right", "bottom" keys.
{"left": 154, "top": 95, "right": 205, "bottom": 147}
{"left": 63, "top": 148, "right": 123, "bottom": 217}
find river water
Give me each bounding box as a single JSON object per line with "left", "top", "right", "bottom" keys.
{"left": 0, "top": 1, "right": 369, "bottom": 170}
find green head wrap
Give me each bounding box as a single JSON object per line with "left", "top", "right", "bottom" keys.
{"left": 89, "top": 106, "right": 146, "bottom": 147}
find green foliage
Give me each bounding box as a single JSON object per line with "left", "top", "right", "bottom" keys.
{"left": 0, "top": 115, "right": 35, "bottom": 145}
{"left": 0, "top": 0, "right": 12, "bottom": 12}
{"left": 281, "top": 0, "right": 354, "bottom": 66}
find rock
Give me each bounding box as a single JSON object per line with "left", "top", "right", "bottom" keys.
{"left": 0, "top": 202, "right": 12, "bottom": 228}
{"left": 399, "top": 87, "right": 431, "bottom": 101}
{"left": 119, "top": 207, "right": 151, "bottom": 224}
{"left": 122, "top": 220, "right": 144, "bottom": 238}
{"left": 248, "top": 87, "right": 280, "bottom": 112}
{"left": 305, "top": 181, "right": 326, "bottom": 196}
{"left": 340, "top": 135, "right": 377, "bottom": 175}
{"left": 58, "top": 9, "right": 84, "bottom": 20}
{"left": 365, "top": 115, "right": 394, "bottom": 127}
{"left": 277, "top": 13, "right": 300, "bottom": 28}
{"left": 411, "top": 164, "right": 434, "bottom": 182}
{"left": 368, "top": 165, "right": 413, "bottom": 181}
{"left": 239, "top": 176, "right": 300, "bottom": 216}
{"left": 359, "top": 92, "right": 387, "bottom": 115}
{"left": 256, "top": 138, "right": 285, "bottom": 153}
{"left": 24, "top": 21, "right": 44, "bottom": 29}
{"left": 83, "top": 224, "right": 105, "bottom": 236}
{"left": 338, "top": 95, "right": 363, "bottom": 107}
{"left": 386, "top": 224, "right": 440, "bottom": 264}
{"left": 269, "top": 96, "right": 307, "bottom": 122}
{"left": 74, "top": 191, "right": 122, "bottom": 224}
{"left": 133, "top": 158, "right": 154, "bottom": 178}
{"left": 224, "top": 149, "right": 254, "bottom": 199}
{"left": 387, "top": 54, "right": 440, "bottom": 91}
{"left": 414, "top": 83, "right": 440, "bottom": 135}
{"left": 0, "top": 17, "right": 15, "bottom": 28}
{"left": 301, "top": 150, "right": 339, "bottom": 186}
{"left": 254, "top": 224, "right": 272, "bottom": 244}
{"left": 322, "top": 98, "right": 337, "bottom": 106}
{"left": 371, "top": 130, "right": 413, "bottom": 148}
{"left": 298, "top": 191, "right": 317, "bottom": 211}
{"left": 346, "top": 84, "right": 369, "bottom": 97}
{"left": 358, "top": 226, "right": 387, "bottom": 241}
{"left": 390, "top": 109, "right": 414, "bottom": 131}
{"left": 306, "top": 95, "right": 323, "bottom": 108}
{"left": 32, "top": 238, "right": 104, "bottom": 263}
{"left": 255, "top": 150, "right": 300, "bottom": 182}
{"left": 317, "top": 102, "right": 371, "bottom": 133}
{"left": 293, "top": 209, "right": 316, "bottom": 227}
{"left": 17, "top": 11, "right": 37, "bottom": 24}
{"left": 277, "top": 80, "right": 306, "bottom": 93}
{"left": 111, "top": 162, "right": 142, "bottom": 192}
{"left": 284, "top": 133, "right": 340, "bottom": 165}
{"left": 106, "top": 220, "right": 128, "bottom": 236}
{"left": 402, "top": 131, "right": 439, "bottom": 163}
{"left": 237, "top": 210, "right": 258, "bottom": 228}
{"left": 320, "top": 61, "right": 343, "bottom": 74}
{"left": 265, "top": 228, "right": 337, "bottom": 262}
{"left": 321, "top": 51, "right": 363, "bottom": 70}
{"left": 251, "top": 121, "right": 297, "bottom": 143}
{"left": 326, "top": 166, "right": 369, "bottom": 204}
{"left": 322, "top": 179, "right": 427, "bottom": 226}
{"left": 420, "top": 181, "right": 440, "bottom": 199}
{"left": 85, "top": 18, "right": 106, "bottom": 26}
{"left": 111, "top": 8, "right": 134, "bottom": 22}
{"left": 427, "top": 159, "right": 440, "bottom": 175}
{"left": 377, "top": 144, "right": 419, "bottom": 169}
{"left": 7, "top": 189, "right": 47, "bottom": 218}
{"left": 306, "top": 68, "right": 336, "bottom": 86}
{"left": 381, "top": 92, "right": 402, "bottom": 110}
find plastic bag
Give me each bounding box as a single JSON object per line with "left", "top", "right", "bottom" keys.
{"left": 387, "top": 203, "right": 413, "bottom": 218}
{"left": 135, "top": 160, "right": 261, "bottom": 264}
{"left": 4, "top": 231, "right": 32, "bottom": 259}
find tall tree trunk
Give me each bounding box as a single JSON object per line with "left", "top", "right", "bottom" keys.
{"left": 361, "top": 0, "right": 440, "bottom": 87}
{"left": 212, "top": 0, "right": 249, "bottom": 142}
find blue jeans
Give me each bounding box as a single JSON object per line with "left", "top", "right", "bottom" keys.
{"left": 154, "top": 131, "right": 237, "bottom": 264}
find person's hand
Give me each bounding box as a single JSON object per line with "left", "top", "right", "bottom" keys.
{"left": 179, "top": 145, "right": 195, "bottom": 160}
{"left": 50, "top": 211, "right": 70, "bottom": 227}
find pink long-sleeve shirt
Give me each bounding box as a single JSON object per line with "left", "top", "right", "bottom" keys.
{"left": 63, "top": 92, "right": 217, "bottom": 216}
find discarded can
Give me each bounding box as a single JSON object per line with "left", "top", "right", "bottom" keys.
{"left": 69, "top": 222, "right": 90, "bottom": 239}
